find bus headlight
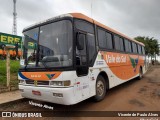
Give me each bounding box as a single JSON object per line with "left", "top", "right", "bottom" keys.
{"left": 49, "top": 81, "right": 71, "bottom": 87}
{"left": 19, "top": 80, "right": 26, "bottom": 85}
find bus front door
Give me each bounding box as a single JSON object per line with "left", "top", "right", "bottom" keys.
{"left": 75, "top": 32, "right": 90, "bottom": 100}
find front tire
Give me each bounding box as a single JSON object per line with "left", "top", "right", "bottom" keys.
{"left": 93, "top": 75, "right": 106, "bottom": 102}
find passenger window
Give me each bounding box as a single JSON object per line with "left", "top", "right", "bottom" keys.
{"left": 132, "top": 42, "right": 138, "bottom": 53}
{"left": 138, "top": 45, "right": 142, "bottom": 54}
{"left": 98, "top": 29, "right": 106, "bottom": 49}
{"left": 87, "top": 34, "right": 96, "bottom": 65}
{"left": 114, "top": 35, "right": 124, "bottom": 51}
{"left": 125, "top": 39, "right": 132, "bottom": 53}
{"left": 76, "top": 33, "right": 87, "bottom": 66}
{"left": 128, "top": 41, "right": 132, "bottom": 53}
{"left": 124, "top": 39, "right": 129, "bottom": 52}
{"left": 114, "top": 35, "right": 121, "bottom": 51}
{"left": 119, "top": 38, "right": 124, "bottom": 52}
{"left": 142, "top": 46, "right": 145, "bottom": 55}
{"left": 106, "top": 32, "right": 113, "bottom": 49}
{"left": 98, "top": 28, "right": 113, "bottom": 50}
{"left": 135, "top": 44, "right": 138, "bottom": 53}
{"left": 75, "top": 20, "right": 94, "bottom": 34}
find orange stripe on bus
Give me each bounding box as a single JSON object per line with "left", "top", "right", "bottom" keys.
{"left": 21, "top": 72, "right": 62, "bottom": 81}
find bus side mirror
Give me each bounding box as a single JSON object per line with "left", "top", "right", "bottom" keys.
{"left": 77, "top": 33, "right": 85, "bottom": 50}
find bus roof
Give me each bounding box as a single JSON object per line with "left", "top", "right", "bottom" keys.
{"left": 70, "top": 13, "right": 144, "bottom": 46}
{"left": 23, "top": 13, "right": 144, "bottom": 46}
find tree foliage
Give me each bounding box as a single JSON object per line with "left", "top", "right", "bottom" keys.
{"left": 134, "top": 36, "right": 159, "bottom": 57}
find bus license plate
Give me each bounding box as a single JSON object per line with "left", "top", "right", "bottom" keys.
{"left": 32, "top": 90, "right": 41, "bottom": 96}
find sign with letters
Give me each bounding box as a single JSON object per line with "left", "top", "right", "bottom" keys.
{"left": 0, "top": 32, "right": 22, "bottom": 48}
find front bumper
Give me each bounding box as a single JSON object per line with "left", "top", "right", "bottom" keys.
{"left": 19, "top": 85, "right": 77, "bottom": 105}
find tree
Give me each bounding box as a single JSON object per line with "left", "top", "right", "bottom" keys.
{"left": 134, "top": 36, "right": 159, "bottom": 61}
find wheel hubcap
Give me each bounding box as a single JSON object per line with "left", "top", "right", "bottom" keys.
{"left": 97, "top": 81, "right": 104, "bottom": 96}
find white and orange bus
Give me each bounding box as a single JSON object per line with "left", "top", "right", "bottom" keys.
{"left": 18, "top": 13, "right": 146, "bottom": 105}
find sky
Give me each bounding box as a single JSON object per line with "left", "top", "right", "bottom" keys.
{"left": 0, "top": 0, "right": 160, "bottom": 43}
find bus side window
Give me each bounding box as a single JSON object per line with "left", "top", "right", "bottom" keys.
{"left": 136, "top": 44, "right": 138, "bottom": 54}
{"left": 106, "top": 32, "right": 113, "bottom": 50}
{"left": 87, "top": 33, "right": 96, "bottom": 66}
{"left": 114, "top": 35, "right": 121, "bottom": 51}
{"left": 75, "top": 19, "right": 94, "bottom": 34}
{"left": 119, "top": 37, "right": 125, "bottom": 52}
{"left": 132, "top": 42, "right": 138, "bottom": 54}
{"left": 128, "top": 41, "right": 132, "bottom": 53}
{"left": 76, "top": 33, "right": 87, "bottom": 66}
{"left": 142, "top": 46, "right": 145, "bottom": 55}
{"left": 125, "top": 39, "right": 130, "bottom": 52}
{"left": 131, "top": 42, "right": 134, "bottom": 53}
{"left": 138, "top": 45, "right": 142, "bottom": 54}
{"left": 98, "top": 28, "right": 106, "bottom": 49}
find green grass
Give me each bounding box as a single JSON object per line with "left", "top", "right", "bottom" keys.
{"left": 0, "top": 60, "right": 20, "bottom": 86}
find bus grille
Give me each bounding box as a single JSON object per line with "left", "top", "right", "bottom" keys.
{"left": 25, "top": 80, "right": 49, "bottom": 86}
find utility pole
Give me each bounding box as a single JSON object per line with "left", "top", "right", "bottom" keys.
{"left": 5, "top": 45, "right": 15, "bottom": 90}
{"left": 12, "top": 0, "right": 17, "bottom": 35}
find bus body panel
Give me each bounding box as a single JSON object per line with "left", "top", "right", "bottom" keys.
{"left": 19, "top": 51, "right": 145, "bottom": 105}
{"left": 19, "top": 70, "right": 92, "bottom": 105}
{"left": 19, "top": 85, "right": 77, "bottom": 105}
{"left": 92, "top": 51, "right": 145, "bottom": 89}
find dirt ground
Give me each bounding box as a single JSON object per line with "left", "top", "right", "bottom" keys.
{"left": 0, "top": 66, "right": 160, "bottom": 120}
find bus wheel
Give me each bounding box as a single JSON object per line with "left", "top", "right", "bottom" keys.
{"left": 138, "top": 67, "right": 143, "bottom": 80}
{"left": 93, "top": 75, "right": 106, "bottom": 102}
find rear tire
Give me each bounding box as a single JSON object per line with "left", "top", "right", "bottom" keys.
{"left": 138, "top": 67, "right": 143, "bottom": 80}
{"left": 93, "top": 75, "right": 106, "bottom": 102}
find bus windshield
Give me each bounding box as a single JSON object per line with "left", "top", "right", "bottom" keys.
{"left": 23, "top": 20, "right": 73, "bottom": 68}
